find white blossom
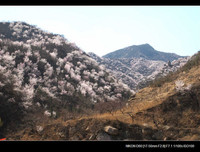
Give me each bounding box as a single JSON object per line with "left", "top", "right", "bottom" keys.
{"left": 50, "top": 52, "right": 57, "bottom": 58}
{"left": 52, "top": 111, "right": 57, "bottom": 118}
{"left": 44, "top": 110, "right": 51, "bottom": 117}
{"left": 22, "top": 101, "right": 33, "bottom": 109}
{"left": 36, "top": 102, "right": 41, "bottom": 107}
{"left": 0, "top": 81, "right": 5, "bottom": 87}
{"left": 185, "top": 84, "right": 192, "bottom": 91}
{"left": 36, "top": 126, "right": 43, "bottom": 133}
{"left": 64, "top": 63, "right": 71, "bottom": 73}
{"left": 175, "top": 80, "right": 184, "bottom": 92}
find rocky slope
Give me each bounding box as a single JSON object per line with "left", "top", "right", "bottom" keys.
{"left": 88, "top": 52, "right": 190, "bottom": 90}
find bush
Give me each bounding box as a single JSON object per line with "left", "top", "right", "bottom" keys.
{"left": 181, "top": 51, "right": 200, "bottom": 72}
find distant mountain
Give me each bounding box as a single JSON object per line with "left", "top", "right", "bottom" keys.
{"left": 89, "top": 52, "right": 190, "bottom": 90}
{"left": 103, "top": 44, "right": 185, "bottom": 62}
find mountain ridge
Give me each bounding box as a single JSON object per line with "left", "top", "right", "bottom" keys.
{"left": 103, "top": 43, "right": 185, "bottom": 62}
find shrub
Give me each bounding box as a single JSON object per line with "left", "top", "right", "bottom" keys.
{"left": 181, "top": 51, "right": 200, "bottom": 72}
{"left": 175, "top": 80, "right": 192, "bottom": 95}
{"left": 175, "top": 80, "right": 184, "bottom": 92}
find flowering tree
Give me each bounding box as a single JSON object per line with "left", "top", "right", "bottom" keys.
{"left": 175, "top": 80, "right": 192, "bottom": 95}
{"left": 0, "top": 21, "right": 135, "bottom": 122}
{"left": 175, "top": 80, "right": 185, "bottom": 92}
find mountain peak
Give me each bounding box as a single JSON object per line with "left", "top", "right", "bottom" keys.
{"left": 103, "top": 44, "right": 184, "bottom": 62}
{"left": 138, "top": 43, "right": 151, "bottom": 47}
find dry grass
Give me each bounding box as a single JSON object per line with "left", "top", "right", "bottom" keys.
{"left": 86, "top": 65, "right": 200, "bottom": 127}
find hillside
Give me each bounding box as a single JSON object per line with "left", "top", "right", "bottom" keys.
{"left": 0, "top": 21, "right": 134, "bottom": 138}
{"left": 4, "top": 50, "right": 200, "bottom": 141}
{"left": 103, "top": 43, "right": 185, "bottom": 62}
{"left": 89, "top": 52, "right": 189, "bottom": 90}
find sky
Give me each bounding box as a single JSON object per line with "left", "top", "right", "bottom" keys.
{"left": 0, "top": 6, "right": 200, "bottom": 57}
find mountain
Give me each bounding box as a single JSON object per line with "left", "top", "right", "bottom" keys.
{"left": 1, "top": 21, "right": 199, "bottom": 141}
{"left": 7, "top": 51, "right": 200, "bottom": 141}
{"left": 103, "top": 43, "right": 185, "bottom": 62}
{"left": 125, "top": 51, "right": 200, "bottom": 140}
{"left": 0, "top": 21, "right": 134, "bottom": 137}
{"left": 88, "top": 52, "right": 190, "bottom": 90}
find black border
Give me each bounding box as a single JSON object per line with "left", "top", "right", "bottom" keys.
{"left": 0, "top": 141, "right": 200, "bottom": 152}
{"left": 0, "top": 0, "right": 200, "bottom": 5}
{"left": 1, "top": 141, "right": 200, "bottom": 151}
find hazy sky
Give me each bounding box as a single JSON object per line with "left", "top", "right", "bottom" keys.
{"left": 0, "top": 6, "right": 200, "bottom": 56}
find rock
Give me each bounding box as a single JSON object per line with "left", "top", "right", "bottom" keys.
{"left": 142, "top": 128, "right": 158, "bottom": 140}
{"left": 104, "top": 126, "right": 118, "bottom": 135}
{"left": 70, "top": 136, "right": 79, "bottom": 140}
{"left": 163, "top": 125, "right": 171, "bottom": 130}
{"left": 142, "top": 123, "right": 149, "bottom": 127}
{"left": 89, "top": 134, "right": 95, "bottom": 140}
{"left": 163, "top": 137, "right": 171, "bottom": 141}
{"left": 152, "top": 131, "right": 163, "bottom": 140}
{"left": 142, "top": 128, "right": 153, "bottom": 136}
{"left": 85, "top": 126, "right": 90, "bottom": 131}
{"left": 123, "top": 139, "right": 132, "bottom": 141}
{"left": 57, "top": 132, "right": 65, "bottom": 138}
{"left": 130, "top": 93, "right": 136, "bottom": 98}
{"left": 96, "top": 132, "right": 111, "bottom": 141}
{"left": 69, "top": 127, "right": 76, "bottom": 136}
{"left": 77, "top": 134, "right": 83, "bottom": 140}
{"left": 36, "top": 125, "right": 43, "bottom": 133}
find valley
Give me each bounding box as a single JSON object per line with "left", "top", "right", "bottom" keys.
{"left": 0, "top": 21, "right": 200, "bottom": 141}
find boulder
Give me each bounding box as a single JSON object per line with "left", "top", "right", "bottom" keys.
{"left": 104, "top": 126, "right": 119, "bottom": 135}
{"left": 96, "top": 132, "right": 111, "bottom": 141}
